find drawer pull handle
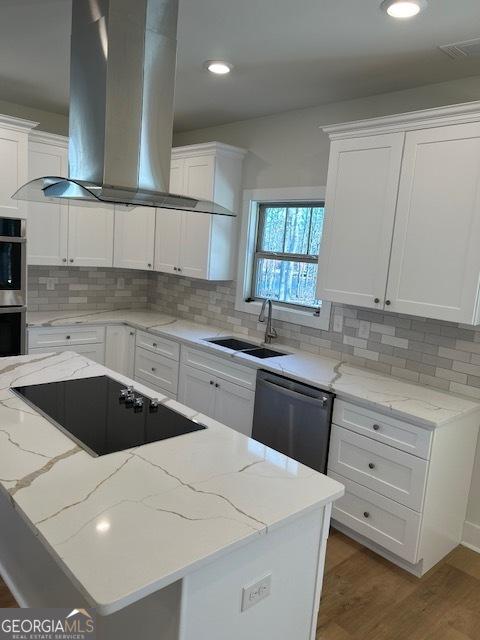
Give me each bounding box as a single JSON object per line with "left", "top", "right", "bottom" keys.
{"left": 373, "top": 424, "right": 380, "bottom": 431}
{"left": 363, "top": 511, "right": 370, "bottom": 519}
{"left": 368, "top": 462, "right": 375, "bottom": 470}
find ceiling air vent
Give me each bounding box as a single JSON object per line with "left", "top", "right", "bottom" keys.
{"left": 439, "top": 38, "right": 480, "bottom": 59}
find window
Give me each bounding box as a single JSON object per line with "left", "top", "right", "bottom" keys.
{"left": 235, "top": 187, "right": 331, "bottom": 331}
{"left": 252, "top": 202, "right": 325, "bottom": 310}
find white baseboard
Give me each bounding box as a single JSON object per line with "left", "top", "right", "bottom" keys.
{"left": 462, "top": 521, "right": 480, "bottom": 554}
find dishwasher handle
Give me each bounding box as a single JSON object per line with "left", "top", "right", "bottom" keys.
{"left": 258, "top": 377, "right": 331, "bottom": 408}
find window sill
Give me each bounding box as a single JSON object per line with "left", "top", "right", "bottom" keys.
{"left": 235, "top": 297, "right": 331, "bottom": 330}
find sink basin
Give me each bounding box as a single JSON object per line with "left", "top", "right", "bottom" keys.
{"left": 206, "top": 337, "right": 288, "bottom": 359}
{"left": 243, "top": 347, "right": 286, "bottom": 359}
{"left": 207, "top": 337, "right": 259, "bottom": 351}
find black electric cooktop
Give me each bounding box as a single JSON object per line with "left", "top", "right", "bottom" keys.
{"left": 12, "top": 376, "right": 206, "bottom": 457}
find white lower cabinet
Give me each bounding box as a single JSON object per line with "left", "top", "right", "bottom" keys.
{"left": 178, "top": 353, "right": 255, "bottom": 437}
{"left": 29, "top": 342, "right": 105, "bottom": 365}
{"left": 134, "top": 347, "right": 179, "bottom": 398}
{"left": 105, "top": 326, "right": 136, "bottom": 377}
{"left": 329, "top": 471, "right": 421, "bottom": 563}
{"left": 328, "top": 399, "right": 479, "bottom": 576}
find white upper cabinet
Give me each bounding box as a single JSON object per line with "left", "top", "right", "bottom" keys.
{"left": 155, "top": 142, "right": 246, "bottom": 280}
{"left": 27, "top": 132, "right": 69, "bottom": 265}
{"left": 318, "top": 101, "right": 480, "bottom": 324}
{"left": 114, "top": 206, "right": 155, "bottom": 270}
{"left": 0, "top": 116, "right": 36, "bottom": 219}
{"left": 317, "top": 133, "right": 404, "bottom": 309}
{"left": 386, "top": 122, "right": 480, "bottom": 322}
{"left": 68, "top": 204, "right": 114, "bottom": 267}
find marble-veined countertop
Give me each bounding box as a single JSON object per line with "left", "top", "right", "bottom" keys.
{"left": 0, "top": 351, "right": 344, "bottom": 615}
{"left": 27, "top": 309, "right": 480, "bottom": 428}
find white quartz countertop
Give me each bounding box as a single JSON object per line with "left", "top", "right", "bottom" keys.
{"left": 0, "top": 351, "right": 344, "bottom": 615}
{"left": 28, "top": 309, "right": 480, "bottom": 428}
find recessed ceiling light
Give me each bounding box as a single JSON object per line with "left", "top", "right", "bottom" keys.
{"left": 381, "top": 0, "right": 427, "bottom": 18}
{"left": 204, "top": 60, "right": 233, "bottom": 75}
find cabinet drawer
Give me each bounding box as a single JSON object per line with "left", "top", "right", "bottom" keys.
{"left": 135, "top": 330, "right": 180, "bottom": 361}
{"left": 328, "top": 471, "right": 421, "bottom": 563}
{"left": 134, "top": 375, "right": 177, "bottom": 401}
{"left": 181, "top": 346, "right": 256, "bottom": 390}
{"left": 329, "top": 425, "right": 428, "bottom": 511}
{"left": 333, "top": 400, "right": 432, "bottom": 459}
{"left": 28, "top": 325, "right": 105, "bottom": 348}
{"left": 28, "top": 343, "right": 105, "bottom": 365}
{"left": 134, "top": 347, "right": 179, "bottom": 395}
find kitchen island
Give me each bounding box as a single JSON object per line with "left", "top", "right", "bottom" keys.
{"left": 0, "top": 351, "right": 344, "bottom": 640}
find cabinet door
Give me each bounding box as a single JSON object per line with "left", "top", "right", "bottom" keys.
{"left": 169, "top": 158, "right": 185, "bottom": 193}
{"left": 27, "top": 141, "right": 68, "bottom": 265}
{"left": 154, "top": 208, "right": 182, "bottom": 274}
{"left": 178, "top": 364, "right": 215, "bottom": 418}
{"left": 386, "top": 123, "right": 480, "bottom": 323}
{"left": 105, "top": 325, "right": 135, "bottom": 377}
{"left": 317, "top": 133, "right": 404, "bottom": 309}
{"left": 113, "top": 206, "right": 155, "bottom": 270}
{"left": 213, "top": 379, "right": 255, "bottom": 437}
{"left": 183, "top": 155, "right": 215, "bottom": 200}
{"left": 179, "top": 212, "right": 211, "bottom": 279}
{"left": 0, "top": 126, "right": 28, "bottom": 219}
{"left": 68, "top": 204, "right": 114, "bottom": 267}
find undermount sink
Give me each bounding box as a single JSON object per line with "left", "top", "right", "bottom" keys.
{"left": 207, "top": 337, "right": 259, "bottom": 351}
{"left": 206, "top": 337, "right": 287, "bottom": 359}
{"left": 243, "top": 347, "right": 287, "bottom": 359}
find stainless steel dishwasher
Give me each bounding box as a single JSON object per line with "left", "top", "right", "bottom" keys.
{"left": 252, "top": 370, "right": 333, "bottom": 473}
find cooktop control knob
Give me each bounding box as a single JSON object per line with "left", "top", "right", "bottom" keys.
{"left": 119, "top": 386, "right": 134, "bottom": 402}
{"left": 149, "top": 398, "right": 160, "bottom": 413}
{"left": 133, "top": 396, "right": 144, "bottom": 413}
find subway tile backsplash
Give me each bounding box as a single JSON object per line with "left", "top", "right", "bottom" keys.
{"left": 28, "top": 266, "right": 480, "bottom": 399}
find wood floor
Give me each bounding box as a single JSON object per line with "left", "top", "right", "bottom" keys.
{"left": 1, "top": 530, "right": 479, "bottom": 639}
{"left": 318, "top": 530, "right": 480, "bottom": 640}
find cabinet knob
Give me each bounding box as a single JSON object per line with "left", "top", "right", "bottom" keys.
{"left": 368, "top": 462, "right": 375, "bottom": 470}
{"left": 69, "top": 258, "right": 74, "bottom": 263}
{"left": 148, "top": 263, "right": 152, "bottom": 268}
{"left": 385, "top": 300, "right": 391, "bottom": 306}
{"left": 130, "top": 331, "right": 134, "bottom": 336}
{"left": 178, "top": 267, "right": 182, "bottom": 273}
{"left": 62, "top": 258, "right": 67, "bottom": 263}
{"left": 152, "top": 343, "right": 157, "bottom": 347}
{"left": 215, "top": 382, "right": 219, "bottom": 388}
{"left": 66, "top": 335, "right": 71, "bottom": 340}
{"left": 374, "top": 297, "right": 380, "bottom": 304}
{"left": 151, "top": 367, "right": 156, "bottom": 372}
{"left": 210, "top": 380, "right": 214, "bottom": 385}
{"left": 173, "top": 267, "right": 178, "bottom": 271}
{"left": 363, "top": 511, "right": 370, "bottom": 519}
{"left": 373, "top": 423, "right": 380, "bottom": 431}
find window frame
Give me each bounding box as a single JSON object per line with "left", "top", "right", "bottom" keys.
{"left": 235, "top": 186, "right": 331, "bottom": 330}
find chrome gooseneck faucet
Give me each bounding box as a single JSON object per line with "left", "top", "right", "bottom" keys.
{"left": 258, "top": 298, "right": 278, "bottom": 344}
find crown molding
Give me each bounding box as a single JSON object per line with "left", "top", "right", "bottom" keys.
{"left": 30, "top": 130, "right": 69, "bottom": 147}
{"left": 172, "top": 141, "right": 247, "bottom": 160}
{"left": 322, "top": 100, "right": 480, "bottom": 139}
{"left": 0, "top": 113, "right": 39, "bottom": 133}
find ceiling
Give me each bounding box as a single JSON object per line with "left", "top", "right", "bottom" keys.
{"left": 1, "top": 0, "right": 480, "bottom": 131}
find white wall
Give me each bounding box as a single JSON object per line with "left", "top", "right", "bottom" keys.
{"left": 0, "top": 98, "right": 68, "bottom": 135}
{"left": 174, "top": 73, "right": 480, "bottom": 546}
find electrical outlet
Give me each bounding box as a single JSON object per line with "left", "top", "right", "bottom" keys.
{"left": 241, "top": 574, "right": 271, "bottom": 612}
{"left": 46, "top": 278, "right": 56, "bottom": 291}
{"left": 117, "top": 277, "right": 125, "bottom": 290}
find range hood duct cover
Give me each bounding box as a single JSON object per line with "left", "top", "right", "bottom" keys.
{"left": 13, "top": 0, "right": 234, "bottom": 216}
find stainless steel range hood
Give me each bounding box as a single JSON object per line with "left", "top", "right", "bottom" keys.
{"left": 13, "top": 0, "right": 233, "bottom": 216}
